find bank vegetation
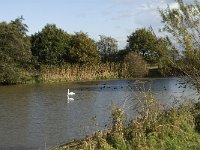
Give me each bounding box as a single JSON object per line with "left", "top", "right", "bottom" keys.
{"left": 55, "top": 95, "right": 200, "bottom": 150}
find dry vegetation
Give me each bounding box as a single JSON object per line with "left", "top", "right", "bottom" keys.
{"left": 53, "top": 92, "right": 200, "bottom": 150}
{"left": 37, "top": 61, "right": 148, "bottom": 83}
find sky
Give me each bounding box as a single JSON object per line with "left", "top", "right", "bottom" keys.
{"left": 0, "top": 0, "right": 181, "bottom": 49}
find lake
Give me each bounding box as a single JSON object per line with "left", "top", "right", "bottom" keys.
{"left": 0, "top": 78, "right": 198, "bottom": 150}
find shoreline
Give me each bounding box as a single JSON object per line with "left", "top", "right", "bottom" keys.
{"left": 1, "top": 63, "right": 165, "bottom": 85}
{"left": 53, "top": 101, "right": 200, "bottom": 150}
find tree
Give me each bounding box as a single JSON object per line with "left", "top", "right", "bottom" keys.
{"left": 96, "top": 35, "right": 118, "bottom": 62}
{"left": 11, "top": 16, "right": 28, "bottom": 35}
{"left": 159, "top": 0, "right": 200, "bottom": 88}
{"left": 127, "top": 27, "right": 169, "bottom": 64}
{"left": 123, "top": 52, "right": 147, "bottom": 77}
{"left": 68, "top": 32, "right": 99, "bottom": 64}
{"left": 115, "top": 49, "right": 130, "bottom": 62}
{"left": 31, "top": 24, "right": 70, "bottom": 66}
{"left": 158, "top": 37, "right": 179, "bottom": 76}
{"left": 0, "top": 20, "right": 32, "bottom": 84}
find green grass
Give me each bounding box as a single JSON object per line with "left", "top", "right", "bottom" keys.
{"left": 53, "top": 95, "right": 200, "bottom": 150}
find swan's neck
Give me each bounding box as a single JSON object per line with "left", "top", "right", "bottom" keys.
{"left": 68, "top": 89, "right": 69, "bottom": 94}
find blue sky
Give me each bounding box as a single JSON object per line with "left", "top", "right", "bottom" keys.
{"left": 0, "top": 0, "right": 179, "bottom": 49}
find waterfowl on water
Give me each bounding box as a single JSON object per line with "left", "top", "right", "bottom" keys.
{"left": 68, "top": 89, "right": 75, "bottom": 96}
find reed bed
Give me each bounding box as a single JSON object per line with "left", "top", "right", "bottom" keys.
{"left": 37, "top": 63, "right": 144, "bottom": 83}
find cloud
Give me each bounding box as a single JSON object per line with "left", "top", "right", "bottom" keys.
{"left": 105, "top": 0, "right": 181, "bottom": 48}
{"left": 108, "top": 0, "right": 180, "bottom": 28}
{"left": 99, "top": 0, "right": 188, "bottom": 48}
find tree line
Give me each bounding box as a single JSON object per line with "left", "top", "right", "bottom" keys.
{"left": 1, "top": 0, "right": 198, "bottom": 85}
{"left": 0, "top": 16, "right": 172, "bottom": 84}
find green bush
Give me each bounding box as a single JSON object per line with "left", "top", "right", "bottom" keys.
{"left": 123, "top": 52, "right": 148, "bottom": 78}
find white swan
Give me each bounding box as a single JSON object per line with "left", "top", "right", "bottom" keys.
{"left": 68, "top": 89, "right": 75, "bottom": 96}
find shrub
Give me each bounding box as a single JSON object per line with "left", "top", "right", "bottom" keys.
{"left": 123, "top": 52, "right": 148, "bottom": 78}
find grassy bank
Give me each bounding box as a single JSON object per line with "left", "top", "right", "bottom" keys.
{"left": 54, "top": 95, "right": 200, "bottom": 150}
{"left": 1, "top": 62, "right": 164, "bottom": 85}
{"left": 33, "top": 63, "right": 150, "bottom": 83}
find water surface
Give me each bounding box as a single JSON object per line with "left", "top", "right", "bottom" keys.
{"left": 0, "top": 78, "right": 198, "bottom": 149}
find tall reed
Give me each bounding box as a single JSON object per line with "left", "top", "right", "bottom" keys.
{"left": 37, "top": 63, "right": 147, "bottom": 83}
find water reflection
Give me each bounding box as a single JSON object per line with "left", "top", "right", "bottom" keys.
{"left": 0, "top": 78, "right": 199, "bottom": 149}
